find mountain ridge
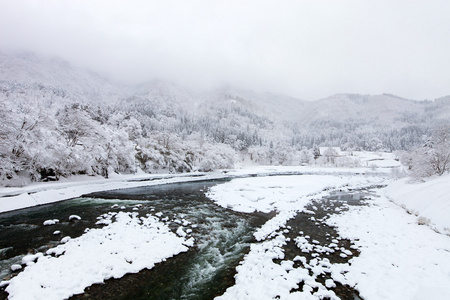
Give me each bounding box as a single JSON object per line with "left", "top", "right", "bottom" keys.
{"left": 2, "top": 51, "right": 450, "bottom": 152}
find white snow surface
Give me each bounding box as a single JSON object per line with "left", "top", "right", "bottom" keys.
{"left": 326, "top": 190, "right": 450, "bottom": 300}
{"left": 68, "top": 215, "right": 81, "bottom": 221}
{"left": 208, "top": 171, "right": 450, "bottom": 299}
{"left": 4, "top": 211, "right": 190, "bottom": 300}
{"left": 43, "top": 219, "right": 59, "bottom": 226}
{"left": 208, "top": 174, "right": 389, "bottom": 299}
{"left": 384, "top": 173, "right": 450, "bottom": 234}
{"left": 207, "top": 175, "right": 381, "bottom": 214}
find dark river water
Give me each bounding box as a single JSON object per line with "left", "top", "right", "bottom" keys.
{"left": 0, "top": 180, "right": 270, "bottom": 299}
{"left": 0, "top": 178, "right": 376, "bottom": 299}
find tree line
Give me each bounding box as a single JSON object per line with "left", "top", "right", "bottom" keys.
{"left": 1, "top": 81, "right": 448, "bottom": 185}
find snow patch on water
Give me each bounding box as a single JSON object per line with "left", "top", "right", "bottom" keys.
{"left": 43, "top": 219, "right": 59, "bottom": 226}
{"left": 68, "top": 215, "right": 81, "bottom": 221}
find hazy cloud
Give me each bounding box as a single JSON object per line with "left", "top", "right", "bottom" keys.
{"left": 1, "top": 0, "right": 449, "bottom": 100}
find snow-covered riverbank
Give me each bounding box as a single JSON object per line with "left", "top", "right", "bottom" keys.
{"left": 384, "top": 173, "right": 450, "bottom": 234}
{"left": 0, "top": 160, "right": 395, "bottom": 214}
{"left": 1, "top": 159, "right": 449, "bottom": 299}
{"left": 3, "top": 211, "right": 192, "bottom": 300}
{"left": 207, "top": 173, "right": 450, "bottom": 299}
{"left": 326, "top": 189, "right": 450, "bottom": 300}
{"left": 208, "top": 174, "right": 388, "bottom": 299}
{"left": 0, "top": 171, "right": 214, "bottom": 213}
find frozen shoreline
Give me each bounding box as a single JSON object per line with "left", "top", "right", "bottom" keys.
{"left": 4, "top": 211, "right": 192, "bottom": 300}
{"left": 208, "top": 173, "right": 387, "bottom": 299}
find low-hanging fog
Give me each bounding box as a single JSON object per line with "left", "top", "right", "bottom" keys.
{"left": 1, "top": 0, "right": 450, "bottom": 101}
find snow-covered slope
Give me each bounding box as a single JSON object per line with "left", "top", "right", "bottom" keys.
{"left": 2, "top": 51, "right": 449, "bottom": 128}
{"left": 206, "top": 87, "right": 308, "bottom": 122}
{"left": 384, "top": 174, "right": 450, "bottom": 234}
{"left": 296, "top": 93, "right": 427, "bottom": 125}
{"left": 0, "top": 51, "right": 126, "bottom": 105}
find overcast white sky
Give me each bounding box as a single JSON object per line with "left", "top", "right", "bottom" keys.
{"left": 1, "top": 0, "right": 449, "bottom": 100}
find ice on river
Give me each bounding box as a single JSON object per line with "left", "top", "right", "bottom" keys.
{"left": 3, "top": 211, "right": 191, "bottom": 300}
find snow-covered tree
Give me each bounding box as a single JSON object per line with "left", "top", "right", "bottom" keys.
{"left": 299, "top": 147, "right": 313, "bottom": 165}
{"left": 409, "top": 123, "right": 450, "bottom": 177}
{"left": 312, "top": 145, "right": 321, "bottom": 160}
{"left": 195, "top": 143, "right": 236, "bottom": 172}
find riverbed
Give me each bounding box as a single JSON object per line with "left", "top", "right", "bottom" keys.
{"left": 0, "top": 176, "right": 392, "bottom": 299}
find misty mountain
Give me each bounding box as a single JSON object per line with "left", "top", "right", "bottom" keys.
{"left": 205, "top": 87, "right": 309, "bottom": 122}
{"left": 0, "top": 51, "right": 128, "bottom": 105}
{"left": 203, "top": 88, "right": 450, "bottom": 135}
{"left": 299, "top": 93, "right": 424, "bottom": 124}
{"left": 1, "top": 52, "right": 449, "bottom": 183}
{"left": 3, "top": 52, "right": 448, "bottom": 129}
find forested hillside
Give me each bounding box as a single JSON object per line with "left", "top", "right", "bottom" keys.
{"left": 1, "top": 52, "right": 449, "bottom": 184}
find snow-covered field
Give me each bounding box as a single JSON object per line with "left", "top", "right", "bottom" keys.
{"left": 1, "top": 153, "right": 449, "bottom": 299}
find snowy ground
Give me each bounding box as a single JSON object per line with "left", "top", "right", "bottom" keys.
{"left": 208, "top": 173, "right": 450, "bottom": 299}
{"left": 208, "top": 174, "right": 386, "bottom": 299}
{"left": 326, "top": 191, "right": 450, "bottom": 300}
{"left": 206, "top": 175, "right": 357, "bottom": 214}
{"left": 384, "top": 173, "right": 450, "bottom": 234}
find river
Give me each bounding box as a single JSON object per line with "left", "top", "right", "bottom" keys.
{"left": 0, "top": 177, "right": 374, "bottom": 299}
